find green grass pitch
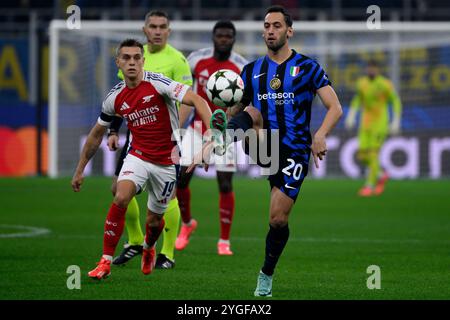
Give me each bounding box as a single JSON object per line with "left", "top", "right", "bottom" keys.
{"left": 0, "top": 177, "right": 449, "bottom": 300}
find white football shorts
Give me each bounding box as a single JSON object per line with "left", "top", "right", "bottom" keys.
{"left": 117, "top": 154, "right": 177, "bottom": 214}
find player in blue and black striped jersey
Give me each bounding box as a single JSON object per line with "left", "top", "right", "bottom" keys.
{"left": 207, "top": 5, "right": 343, "bottom": 297}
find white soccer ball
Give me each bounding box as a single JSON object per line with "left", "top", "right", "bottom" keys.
{"left": 206, "top": 69, "right": 244, "bottom": 108}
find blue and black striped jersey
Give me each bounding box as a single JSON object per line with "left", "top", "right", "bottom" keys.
{"left": 240, "top": 50, "right": 331, "bottom": 151}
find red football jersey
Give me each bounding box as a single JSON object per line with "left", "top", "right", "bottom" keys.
{"left": 187, "top": 48, "right": 248, "bottom": 132}
{"left": 98, "top": 71, "right": 189, "bottom": 165}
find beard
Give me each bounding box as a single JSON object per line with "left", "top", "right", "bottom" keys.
{"left": 265, "top": 35, "right": 287, "bottom": 52}
{"left": 214, "top": 44, "right": 232, "bottom": 58}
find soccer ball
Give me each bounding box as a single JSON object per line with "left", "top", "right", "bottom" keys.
{"left": 206, "top": 69, "right": 244, "bottom": 108}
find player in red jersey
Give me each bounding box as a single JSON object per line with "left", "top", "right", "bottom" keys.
{"left": 176, "top": 21, "right": 248, "bottom": 255}
{"left": 71, "top": 39, "right": 212, "bottom": 279}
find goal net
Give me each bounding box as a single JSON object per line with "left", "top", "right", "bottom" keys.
{"left": 48, "top": 20, "right": 450, "bottom": 178}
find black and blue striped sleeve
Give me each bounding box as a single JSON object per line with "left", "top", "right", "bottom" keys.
{"left": 311, "top": 61, "right": 331, "bottom": 92}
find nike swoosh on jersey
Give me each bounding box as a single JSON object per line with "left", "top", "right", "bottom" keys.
{"left": 253, "top": 73, "right": 266, "bottom": 79}
{"left": 284, "top": 183, "right": 296, "bottom": 190}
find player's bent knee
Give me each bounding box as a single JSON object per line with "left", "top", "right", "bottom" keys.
{"left": 111, "top": 177, "right": 118, "bottom": 196}
{"left": 113, "top": 194, "right": 131, "bottom": 209}
{"left": 269, "top": 209, "right": 291, "bottom": 228}
{"left": 269, "top": 216, "right": 288, "bottom": 229}
{"left": 113, "top": 182, "right": 136, "bottom": 208}
{"left": 146, "top": 209, "right": 163, "bottom": 226}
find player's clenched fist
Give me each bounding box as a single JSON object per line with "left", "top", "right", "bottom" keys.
{"left": 107, "top": 134, "right": 120, "bottom": 151}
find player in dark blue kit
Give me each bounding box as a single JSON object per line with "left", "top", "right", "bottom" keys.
{"left": 241, "top": 6, "right": 342, "bottom": 297}
{"left": 191, "top": 6, "right": 343, "bottom": 297}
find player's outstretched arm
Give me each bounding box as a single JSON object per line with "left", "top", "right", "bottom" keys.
{"left": 181, "top": 90, "right": 212, "bottom": 129}
{"left": 178, "top": 103, "right": 194, "bottom": 128}
{"left": 72, "top": 123, "right": 107, "bottom": 192}
{"left": 313, "top": 85, "right": 343, "bottom": 169}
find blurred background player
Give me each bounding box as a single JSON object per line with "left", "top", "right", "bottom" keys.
{"left": 107, "top": 10, "right": 193, "bottom": 269}
{"left": 175, "top": 20, "right": 248, "bottom": 255}
{"left": 345, "top": 59, "right": 402, "bottom": 197}
{"left": 71, "top": 39, "right": 212, "bottom": 280}
{"left": 188, "top": 5, "right": 342, "bottom": 297}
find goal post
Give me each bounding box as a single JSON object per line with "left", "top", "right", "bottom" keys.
{"left": 48, "top": 20, "right": 450, "bottom": 178}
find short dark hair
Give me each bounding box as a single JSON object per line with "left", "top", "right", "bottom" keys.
{"left": 116, "top": 39, "right": 144, "bottom": 57}
{"left": 144, "top": 10, "right": 170, "bottom": 24}
{"left": 265, "top": 5, "right": 293, "bottom": 27}
{"left": 213, "top": 20, "right": 236, "bottom": 36}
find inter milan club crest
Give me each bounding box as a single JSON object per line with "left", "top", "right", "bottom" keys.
{"left": 270, "top": 77, "right": 281, "bottom": 90}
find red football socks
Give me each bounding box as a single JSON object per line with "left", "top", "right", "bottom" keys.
{"left": 144, "top": 218, "right": 165, "bottom": 248}
{"left": 219, "top": 192, "right": 235, "bottom": 241}
{"left": 177, "top": 187, "right": 192, "bottom": 224}
{"left": 103, "top": 203, "right": 127, "bottom": 256}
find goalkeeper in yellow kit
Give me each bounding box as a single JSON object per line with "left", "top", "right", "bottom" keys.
{"left": 345, "top": 60, "right": 402, "bottom": 196}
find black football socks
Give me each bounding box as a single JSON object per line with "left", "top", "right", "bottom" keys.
{"left": 261, "top": 223, "right": 290, "bottom": 276}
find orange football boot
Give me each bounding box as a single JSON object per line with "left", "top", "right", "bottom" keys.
{"left": 88, "top": 257, "right": 111, "bottom": 280}
{"left": 175, "top": 219, "right": 198, "bottom": 250}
